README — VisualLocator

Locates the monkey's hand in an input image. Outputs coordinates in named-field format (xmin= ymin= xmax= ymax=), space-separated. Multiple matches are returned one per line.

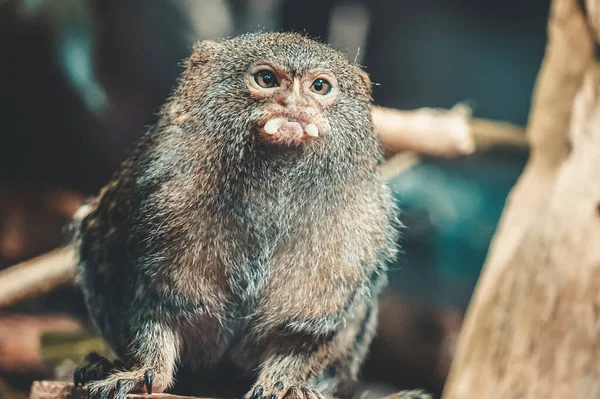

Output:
xmin=86 ymin=367 xmax=161 ymax=399
xmin=244 ymin=351 xmax=330 ymax=399
xmin=74 ymin=352 xmax=126 ymax=387
xmin=83 ymin=320 xmax=178 ymax=399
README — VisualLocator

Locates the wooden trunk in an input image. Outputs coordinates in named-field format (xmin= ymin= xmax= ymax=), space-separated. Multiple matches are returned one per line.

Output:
xmin=443 ymin=0 xmax=600 ymax=397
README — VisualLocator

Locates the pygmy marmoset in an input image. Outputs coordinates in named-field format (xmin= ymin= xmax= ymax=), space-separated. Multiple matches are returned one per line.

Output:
xmin=72 ymin=32 xmax=400 ymax=399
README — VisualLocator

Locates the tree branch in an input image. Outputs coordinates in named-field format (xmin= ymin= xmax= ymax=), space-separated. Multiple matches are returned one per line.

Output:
xmin=29 ymin=381 xmax=432 ymax=399
xmin=373 ymin=105 xmax=527 ymax=157
xmin=29 ymin=381 xmax=204 ymax=399
xmin=0 ymin=247 xmax=76 ymax=308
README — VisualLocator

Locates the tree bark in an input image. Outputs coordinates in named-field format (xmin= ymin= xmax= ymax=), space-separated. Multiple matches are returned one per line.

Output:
xmin=28 ymin=381 xmax=432 ymax=399
xmin=29 ymin=381 xmax=203 ymax=399
xmin=442 ymin=0 xmax=600 ymax=397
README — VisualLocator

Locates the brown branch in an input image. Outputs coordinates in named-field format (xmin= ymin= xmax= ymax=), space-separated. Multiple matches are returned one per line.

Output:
xmin=373 ymin=105 xmax=527 ymax=157
xmin=468 ymin=118 xmax=529 ymax=152
xmin=29 ymin=381 xmax=431 ymax=399
xmin=29 ymin=381 xmax=205 ymax=399
xmin=0 ymin=247 xmax=76 ymax=308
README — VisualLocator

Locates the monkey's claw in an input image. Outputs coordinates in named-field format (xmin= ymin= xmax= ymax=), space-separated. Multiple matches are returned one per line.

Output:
xmin=251 ymin=385 xmax=264 ymax=399
xmin=86 ymin=368 xmax=162 ymax=399
xmin=144 ymin=368 xmax=154 ymax=394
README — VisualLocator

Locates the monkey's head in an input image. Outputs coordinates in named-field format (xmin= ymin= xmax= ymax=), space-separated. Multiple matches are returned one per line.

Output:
xmin=175 ymin=32 xmax=375 ymax=153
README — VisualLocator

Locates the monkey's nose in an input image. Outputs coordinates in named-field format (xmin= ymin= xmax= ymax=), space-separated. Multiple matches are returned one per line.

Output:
xmin=279 ymin=93 xmax=310 ymax=108
xmin=277 ymin=77 xmax=312 ymax=108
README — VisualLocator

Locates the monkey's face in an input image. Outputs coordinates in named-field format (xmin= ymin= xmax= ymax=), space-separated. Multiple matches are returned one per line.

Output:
xmin=186 ymin=33 xmax=374 ymax=152
xmin=245 ymin=62 xmax=337 ymax=146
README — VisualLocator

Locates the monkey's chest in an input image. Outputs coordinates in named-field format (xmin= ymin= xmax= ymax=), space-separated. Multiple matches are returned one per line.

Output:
xmin=242 ymin=230 xmax=371 ymax=334
xmin=174 ymin=191 xmax=384 ymax=343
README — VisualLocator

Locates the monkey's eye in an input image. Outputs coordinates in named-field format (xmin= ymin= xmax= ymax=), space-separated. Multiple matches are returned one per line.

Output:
xmin=254 ymin=70 xmax=279 ymax=88
xmin=311 ymin=78 xmax=332 ymax=95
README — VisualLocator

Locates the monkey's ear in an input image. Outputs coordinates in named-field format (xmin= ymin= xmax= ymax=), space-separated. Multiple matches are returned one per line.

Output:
xmin=356 ymin=67 xmax=373 ymax=98
xmin=186 ymin=40 xmax=223 ymax=72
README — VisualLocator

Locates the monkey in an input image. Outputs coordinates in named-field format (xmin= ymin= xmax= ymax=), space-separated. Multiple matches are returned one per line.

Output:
xmin=71 ymin=32 xmax=405 ymax=399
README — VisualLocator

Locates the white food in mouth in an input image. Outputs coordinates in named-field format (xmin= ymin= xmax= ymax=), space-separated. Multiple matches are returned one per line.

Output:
xmin=304 ymin=123 xmax=319 ymax=137
xmin=264 ymin=118 xmax=288 ymax=135
xmin=263 ymin=117 xmax=320 ymax=137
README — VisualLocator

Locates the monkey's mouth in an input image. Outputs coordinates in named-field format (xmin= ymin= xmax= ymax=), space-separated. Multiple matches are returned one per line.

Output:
xmin=259 ymin=116 xmax=320 ymax=144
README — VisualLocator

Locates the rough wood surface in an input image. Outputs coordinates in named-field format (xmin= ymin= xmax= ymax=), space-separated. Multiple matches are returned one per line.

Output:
xmin=29 ymin=381 xmax=432 ymax=399
xmin=29 ymin=381 xmax=204 ymax=399
xmin=442 ymin=0 xmax=600 ymax=397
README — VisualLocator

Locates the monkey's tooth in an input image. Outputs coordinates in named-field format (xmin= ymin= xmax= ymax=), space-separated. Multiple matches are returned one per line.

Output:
xmin=264 ymin=118 xmax=288 ymax=135
xmin=305 ymin=123 xmax=319 ymax=137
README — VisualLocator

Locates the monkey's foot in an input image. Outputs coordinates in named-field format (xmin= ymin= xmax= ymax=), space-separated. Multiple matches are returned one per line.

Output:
xmin=73 ymin=352 xmax=125 ymax=387
xmin=245 ymin=380 xmax=326 ymax=399
xmin=86 ymin=368 xmax=165 ymax=399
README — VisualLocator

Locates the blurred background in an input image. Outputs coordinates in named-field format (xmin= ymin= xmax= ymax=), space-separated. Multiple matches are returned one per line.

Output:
xmin=0 ymin=0 xmax=547 ymax=398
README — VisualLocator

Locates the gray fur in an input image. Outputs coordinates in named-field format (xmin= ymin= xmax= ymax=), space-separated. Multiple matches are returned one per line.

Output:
xmin=73 ymin=32 xmax=399 ymax=399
